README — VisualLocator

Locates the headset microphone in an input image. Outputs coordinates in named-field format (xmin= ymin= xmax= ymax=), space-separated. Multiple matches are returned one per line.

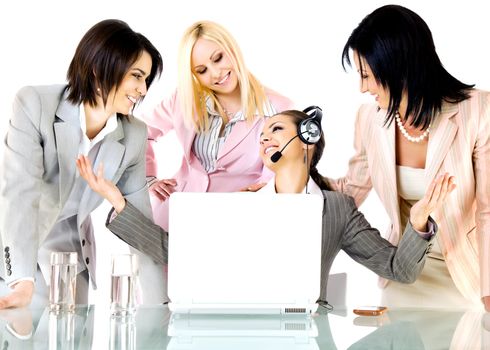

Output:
xmin=270 ymin=131 xmax=309 ymax=163
xmin=270 ymin=150 xmax=283 ymax=163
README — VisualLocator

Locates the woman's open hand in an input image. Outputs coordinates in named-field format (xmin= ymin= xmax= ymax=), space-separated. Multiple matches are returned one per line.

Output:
xmin=76 ymin=155 xmax=126 ymax=213
xmin=410 ymin=173 xmax=456 ymax=232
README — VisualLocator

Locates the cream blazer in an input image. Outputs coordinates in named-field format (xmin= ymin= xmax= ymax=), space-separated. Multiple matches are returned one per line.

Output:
xmin=329 ymin=89 xmax=490 ymax=301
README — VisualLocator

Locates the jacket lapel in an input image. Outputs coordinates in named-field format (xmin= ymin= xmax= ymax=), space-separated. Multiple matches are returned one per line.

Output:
xmin=54 ymin=93 xmax=81 ymax=205
xmin=373 ymin=109 xmax=402 ymax=239
xmin=182 ymin=127 xmax=197 ymax=160
xmin=77 ymin=118 xmax=125 ymax=227
xmin=425 ymin=103 xmax=459 ymax=185
xmin=217 ymin=116 xmax=262 ymax=160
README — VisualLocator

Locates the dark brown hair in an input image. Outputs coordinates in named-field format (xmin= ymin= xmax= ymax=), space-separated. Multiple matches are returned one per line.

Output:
xmin=275 ymin=110 xmax=330 ymax=191
xmin=67 ymin=19 xmax=163 ymax=112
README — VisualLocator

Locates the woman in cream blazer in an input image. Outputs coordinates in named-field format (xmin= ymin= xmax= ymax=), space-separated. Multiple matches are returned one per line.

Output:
xmin=329 ymin=5 xmax=490 ymax=310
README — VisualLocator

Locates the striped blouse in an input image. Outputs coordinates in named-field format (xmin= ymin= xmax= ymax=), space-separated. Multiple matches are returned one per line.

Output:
xmin=193 ymin=97 xmax=276 ymax=173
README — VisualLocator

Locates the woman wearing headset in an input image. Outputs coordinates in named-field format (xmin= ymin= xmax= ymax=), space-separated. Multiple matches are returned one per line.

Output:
xmin=77 ymin=108 xmax=454 ymax=304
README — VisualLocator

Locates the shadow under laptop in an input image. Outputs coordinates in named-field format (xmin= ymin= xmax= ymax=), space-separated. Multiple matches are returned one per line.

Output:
xmin=166 ymin=313 xmax=322 ymax=350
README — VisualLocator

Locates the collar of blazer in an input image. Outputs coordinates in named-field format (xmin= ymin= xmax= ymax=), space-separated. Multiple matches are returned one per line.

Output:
xmin=77 ymin=123 xmax=125 ymax=231
xmin=54 ymin=90 xmax=83 ymax=205
xmin=373 ymin=101 xmax=460 ymax=180
xmin=216 ymin=114 xmax=264 ymax=160
xmin=54 ymin=89 xmax=126 ymax=207
xmin=425 ymin=100 xmax=459 ymax=186
xmin=181 ymin=112 xmax=264 ymax=162
xmin=54 ymin=87 xmax=80 ymax=126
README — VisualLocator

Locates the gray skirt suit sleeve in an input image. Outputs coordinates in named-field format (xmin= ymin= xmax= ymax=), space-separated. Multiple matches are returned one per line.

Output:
xmin=318 ymin=190 xmax=435 ymax=301
xmin=107 ymin=189 xmax=435 ymax=301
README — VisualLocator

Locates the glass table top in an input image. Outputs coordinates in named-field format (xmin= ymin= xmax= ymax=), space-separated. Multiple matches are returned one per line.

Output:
xmin=0 ymin=305 xmax=489 ymax=349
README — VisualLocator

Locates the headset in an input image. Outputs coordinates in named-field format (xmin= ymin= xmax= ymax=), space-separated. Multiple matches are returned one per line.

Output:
xmin=270 ymin=106 xmax=323 ymax=163
xmin=298 ymin=105 xmax=323 ymax=145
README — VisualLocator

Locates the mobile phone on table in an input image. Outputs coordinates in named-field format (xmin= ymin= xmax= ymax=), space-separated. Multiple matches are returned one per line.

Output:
xmin=353 ymin=306 xmax=387 ymax=316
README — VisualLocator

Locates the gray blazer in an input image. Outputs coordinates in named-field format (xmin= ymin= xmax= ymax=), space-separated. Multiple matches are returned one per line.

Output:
xmin=0 ymin=85 xmax=153 ymax=286
xmin=107 ymin=190 xmax=435 ymax=301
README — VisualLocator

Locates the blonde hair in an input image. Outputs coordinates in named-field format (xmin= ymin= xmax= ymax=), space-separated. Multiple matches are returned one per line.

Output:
xmin=177 ymin=20 xmax=268 ymax=132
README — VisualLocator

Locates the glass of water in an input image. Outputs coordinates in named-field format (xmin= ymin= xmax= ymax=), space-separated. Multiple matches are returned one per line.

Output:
xmin=110 ymin=254 xmax=138 ymax=316
xmin=49 ymin=252 xmax=77 ymax=313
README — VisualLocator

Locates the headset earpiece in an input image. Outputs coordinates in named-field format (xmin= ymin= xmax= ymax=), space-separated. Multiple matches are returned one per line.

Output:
xmin=298 ymin=106 xmax=323 ymax=145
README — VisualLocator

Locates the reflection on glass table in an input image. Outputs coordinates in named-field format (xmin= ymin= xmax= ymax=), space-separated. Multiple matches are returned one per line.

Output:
xmin=167 ymin=313 xmax=319 ymax=350
xmin=348 ymin=308 xmax=490 ymax=350
xmin=0 ymin=306 xmax=94 ymax=349
xmin=0 ymin=305 xmax=488 ymax=349
xmin=110 ymin=314 xmax=136 ymax=350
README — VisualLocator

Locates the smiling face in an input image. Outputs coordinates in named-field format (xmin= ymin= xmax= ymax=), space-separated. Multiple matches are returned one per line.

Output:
xmin=260 ymin=114 xmax=307 ymax=171
xmin=191 ymin=38 xmax=239 ymax=97
xmin=104 ymin=50 xmax=152 ymax=115
xmin=353 ymin=51 xmax=391 ymax=110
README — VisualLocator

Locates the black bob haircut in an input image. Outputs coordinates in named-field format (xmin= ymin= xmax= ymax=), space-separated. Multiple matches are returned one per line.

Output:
xmin=342 ymin=5 xmax=473 ymax=129
xmin=67 ymin=19 xmax=163 ymax=114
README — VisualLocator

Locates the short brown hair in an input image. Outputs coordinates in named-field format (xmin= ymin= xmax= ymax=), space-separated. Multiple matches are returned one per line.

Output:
xmin=67 ymin=19 xmax=163 ymax=109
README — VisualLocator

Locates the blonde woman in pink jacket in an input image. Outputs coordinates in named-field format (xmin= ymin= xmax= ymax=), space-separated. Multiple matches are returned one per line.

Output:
xmin=139 ymin=21 xmax=292 ymax=303
xmin=145 ymin=21 xmax=293 ymax=232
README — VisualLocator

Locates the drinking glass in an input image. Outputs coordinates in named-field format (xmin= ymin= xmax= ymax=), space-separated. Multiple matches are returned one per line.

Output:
xmin=49 ymin=252 xmax=77 ymax=313
xmin=110 ymin=254 xmax=138 ymax=316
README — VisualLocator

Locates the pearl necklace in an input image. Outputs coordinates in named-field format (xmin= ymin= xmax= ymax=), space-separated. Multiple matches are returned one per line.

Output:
xmin=395 ymin=112 xmax=430 ymax=143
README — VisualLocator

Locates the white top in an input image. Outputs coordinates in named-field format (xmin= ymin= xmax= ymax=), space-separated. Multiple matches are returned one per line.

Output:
xmin=396 ymin=165 xmax=426 ymax=201
xmin=260 ymin=176 xmax=323 ymax=196
xmin=79 ymin=105 xmax=118 ymax=155
xmin=396 ymin=165 xmax=443 ymax=259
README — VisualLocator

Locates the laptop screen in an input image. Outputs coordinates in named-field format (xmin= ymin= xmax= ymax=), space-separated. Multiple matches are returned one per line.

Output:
xmin=168 ymin=192 xmax=323 ymax=314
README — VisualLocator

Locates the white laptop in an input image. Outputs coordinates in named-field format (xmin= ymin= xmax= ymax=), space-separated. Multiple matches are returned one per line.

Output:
xmin=167 ymin=192 xmax=323 ymax=315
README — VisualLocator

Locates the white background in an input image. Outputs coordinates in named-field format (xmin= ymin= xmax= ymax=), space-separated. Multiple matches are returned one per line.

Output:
xmin=0 ymin=0 xmax=489 ymax=347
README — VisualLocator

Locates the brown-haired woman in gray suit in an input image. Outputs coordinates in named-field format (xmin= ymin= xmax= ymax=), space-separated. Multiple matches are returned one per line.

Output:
xmin=0 ymin=19 xmax=163 ymax=308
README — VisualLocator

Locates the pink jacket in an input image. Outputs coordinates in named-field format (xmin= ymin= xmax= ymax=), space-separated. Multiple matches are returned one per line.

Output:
xmin=329 ymin=89 xmax=490 ymax=301
xmin=144 ymin=88 xmax=293 ymax=230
